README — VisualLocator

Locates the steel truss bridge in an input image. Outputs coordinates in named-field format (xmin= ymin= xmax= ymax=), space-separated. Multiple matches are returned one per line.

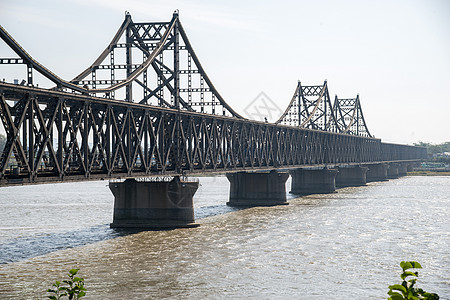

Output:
xmin=0 ymin=12 xmax=426 ymax=186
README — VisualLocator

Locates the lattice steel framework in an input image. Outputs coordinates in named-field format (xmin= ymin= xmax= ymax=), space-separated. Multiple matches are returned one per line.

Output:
xmin=0 ymin=11 xmax=242 ymax=118
xmin=0 ymin=13 xmax=427 ymax=185
xmin=276 ymin=80 xmax=340 ymax=132
xmin=333 ymin=95 xmax=372 ymax=137
xmin=0 ymin=84 xmax=426 ymax=185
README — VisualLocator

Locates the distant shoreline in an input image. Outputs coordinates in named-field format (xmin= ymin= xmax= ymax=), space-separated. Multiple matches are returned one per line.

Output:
xmin=408 ymin=171 xmax=450 ymax=176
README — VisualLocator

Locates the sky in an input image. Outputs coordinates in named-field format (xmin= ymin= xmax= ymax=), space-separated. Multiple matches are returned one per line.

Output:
xmin=0 ymin=0 xmax=449 ymax=145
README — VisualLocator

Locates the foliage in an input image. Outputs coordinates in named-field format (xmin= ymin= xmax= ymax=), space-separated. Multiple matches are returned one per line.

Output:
xmin=414 ymin=142 xmax=450 ymax=164
xmin=414 ymin=142 xmax=450 ymax=155
xmin=46 ymin=269 xmax=86 ymax=300
xmin=387 ymin=261 xmax=439 ymax=300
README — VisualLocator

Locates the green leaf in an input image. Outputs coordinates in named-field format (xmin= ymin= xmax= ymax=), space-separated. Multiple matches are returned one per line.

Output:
xmin=78 ymin=291 xmax=86 ymax=297
xmin=400 ymin=261 xmax=412 ymax=271
xmin=401 ymin=271 xmax=418 ymax=280
xmin=47 ymin=289 xmax=56 ymax=293
xmin=388 ymin=284 xmax=407 ymax=294
xmin=47 ymin=296 xmax=57 ymax=300
xmin=423 ymin=292 xmax=440 ymax=300
xmin=387 ymin=292 xmax=405 ymax=300
xmin=73 ymin=277 xmax=83 ymax=282
xmin=69 ymin=269 xmax=79 ymax=276
xmin=400 ymin=261 xmax=422 ymax=271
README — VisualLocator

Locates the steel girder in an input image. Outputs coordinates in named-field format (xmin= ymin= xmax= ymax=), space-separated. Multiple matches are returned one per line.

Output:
xmin=0 ymin=83 xmax=427 ymax=185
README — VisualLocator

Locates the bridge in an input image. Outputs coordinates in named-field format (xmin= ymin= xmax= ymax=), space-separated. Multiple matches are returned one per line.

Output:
xmin=0 ymin=12 xmax=426 ymax=228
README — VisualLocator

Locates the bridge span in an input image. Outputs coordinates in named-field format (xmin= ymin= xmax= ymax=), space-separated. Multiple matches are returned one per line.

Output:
xmin=0 ymin=12 xmax=426 ymax=228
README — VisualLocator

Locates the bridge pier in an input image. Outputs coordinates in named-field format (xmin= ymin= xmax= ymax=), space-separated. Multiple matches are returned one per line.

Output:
xmin=398 ymin=163 xmax=408 ymax=176
xmin=109 ymin=176 xmax=199 ymax=229
xmin=226 ymin=170 xmax=289 ymax=207
xmin=290 ymin=168 xmax=338 ymax=195
xmin=335 ymin=166 xmax=368 ymax=187
xmin=407 ymin=163 xmax=414 ymax=172
xmin=387 ymin=163 xmax=400 ymax=179
xmin=366 ymin=163 xmax=389 ymax=182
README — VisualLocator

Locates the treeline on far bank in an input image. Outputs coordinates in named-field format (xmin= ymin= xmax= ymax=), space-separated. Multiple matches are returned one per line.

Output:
xmin=414 ymin=141 xmax=450 ymax=164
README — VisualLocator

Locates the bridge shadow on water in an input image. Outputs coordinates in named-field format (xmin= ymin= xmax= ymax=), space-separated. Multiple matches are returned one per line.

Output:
xmin=0 ymin=204 xmax=240 ymax=265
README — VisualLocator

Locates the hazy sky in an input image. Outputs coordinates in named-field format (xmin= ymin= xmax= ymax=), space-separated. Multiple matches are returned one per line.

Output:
xmin=0 ymin=0 xmax=449 ymax=145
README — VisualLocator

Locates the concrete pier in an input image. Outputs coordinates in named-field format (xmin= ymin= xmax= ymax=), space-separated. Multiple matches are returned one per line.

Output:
xmin=366 ymin=163 xmax=388 ymax=182
xmin=407 ymin=163 xmax=414 ymax=172
xmin=335 ymin=166 xmax=368 ymax=187
xmin=109 ymin=176 xmax=199 ymax=229
xmin=290 ymin=168 xmax=338 ymax=195
xmin=398 ymin=163 xmax=408 ymax=176
xmin=387 ymin=163 xmax=400 ymax=179
xmin=226 ymin=170 xmax=289 ymax=207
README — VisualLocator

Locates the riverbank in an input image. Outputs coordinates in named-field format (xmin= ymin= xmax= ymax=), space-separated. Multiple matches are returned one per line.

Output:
xmin=408 ymin=171 xmax=450 ymax=176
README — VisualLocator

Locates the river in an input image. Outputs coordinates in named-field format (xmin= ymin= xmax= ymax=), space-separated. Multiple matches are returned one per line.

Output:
xmin=0 ymin=175 xmax=449 ymax=299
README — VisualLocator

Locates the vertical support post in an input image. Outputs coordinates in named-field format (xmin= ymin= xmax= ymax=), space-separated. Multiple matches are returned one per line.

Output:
xmin=297 ymin=81 xmax=301 ymax=127
xmin=22 ymin=102 xmax=27 ymax=160
xmin=144 ymin=111 xmax=149 ymax=172
xmin=158 ymin=53 xmax=164 ymax=106
xmin=91 ymin=69 xmax=96 ymax=90
xmin=127 ymin=109 xmax=132 ymax=173
xmin=273 ymin=129 xmax=279 ymax=168
xmin=159 ymin=113 xmax=165 ymax=172
xmin=356 ymin=95 xmax=360 ymax=136
xmin=187 ymin=53 xmax=192 ymax=106
xmin=173 ymin=14 xmax=181 ymax=173
xmin=173 ymin=15 xmax=180 ymax=109
xmin=324 ymin=80 xmax=328 ymax=131
xmin=83 ymin=102 xmax=89 ymax=177
xmin=187 ymin=116 xmax=193 ymax=171
xmin=110 ymin=49 xmax=115 ymax=99
xmin=125 ymin=23 xmax=132 ymax=102
xmin=57 ymin=98 xmax=63 ymax=179
xmin=28 ymin=96 xmax=34 ymax=180
xmin=143 ymin=52 xmax=148 ymax=99
xmin=27 ymin=64 xmax=33 ymax=85
xmin=106 ymin=106 xmax=111 ymax=174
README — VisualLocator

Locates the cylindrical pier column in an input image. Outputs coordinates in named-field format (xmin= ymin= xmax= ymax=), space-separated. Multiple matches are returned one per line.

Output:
xmin=109 ymin=176 xmax=199 ymax=229
xmin=226 ymin=170 xmax=289 ymax=207
xmin=290 ymin=168 xmax=338 ymax=195
xmin=335 ymin=166 xmax=368 ymax=187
